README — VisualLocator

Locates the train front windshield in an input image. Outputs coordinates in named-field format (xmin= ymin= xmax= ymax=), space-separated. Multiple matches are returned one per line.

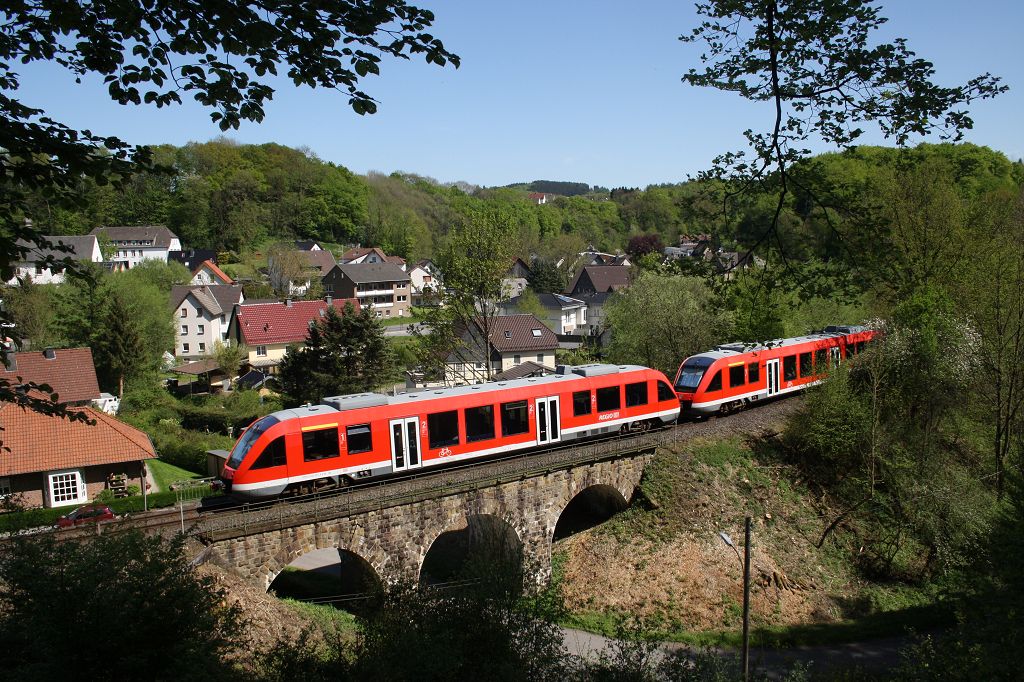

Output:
xmin=675 ymin=357 xmax=714 ymax=392
xmin=226 ymin=416 xmax=280 ymax=469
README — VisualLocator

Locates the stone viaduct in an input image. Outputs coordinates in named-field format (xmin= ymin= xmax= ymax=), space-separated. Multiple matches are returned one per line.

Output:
xmin=200 ymin=443 xmax=660 ymax=591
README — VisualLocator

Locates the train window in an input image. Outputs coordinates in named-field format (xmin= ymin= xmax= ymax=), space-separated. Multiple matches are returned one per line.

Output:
xmin=573 ymin=390 xmax=592 ymax=416
xmin=625 ymin=382 xmax=648 ymax=407
xmin=783 ymin=356 xmax=797 ymax=381
xmin=465 ymin=405 xmax=495 ymax=443
xmin=501 ymin=400 xmax=529 ymax=436
xmin=302 ymin=427 xmax=340 ymax=461
xmin=597 ymin=386 xmax=621 ymax=412
xmin=856 ymin=341 xmax=866 ymax=353
xmin=250 ymin=436 xmax=286 ymax=470
xmin=815 ymin=349 xmax=828 ymax=371
xmin=799 ymin=352 xmax=813 ymax=377
xmin=729 ymin=365 xmax=745 ymax=388
xmin=657 ymin=381 xmax=676 ymax=402
xmin=747 ymin=362 xmax=760 ymax=384
xmin=428 ymin=411 xmax=460 ymax=449
xmin=346 ymin=424 xmax=373 ymax=454
xmin=707 ymin=371 xmax=722 ymax=392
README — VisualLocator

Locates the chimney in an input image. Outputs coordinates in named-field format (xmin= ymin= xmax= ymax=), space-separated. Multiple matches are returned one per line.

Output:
xmin=285 ymin=297 xmax=293 ymax=307
xmin=325 ymin=295 xmax=332 ymax=306
xmin=4 ymin=353 xmax=15 ymax=371
xmin=43 ymin=347 xmax=56 ymax=360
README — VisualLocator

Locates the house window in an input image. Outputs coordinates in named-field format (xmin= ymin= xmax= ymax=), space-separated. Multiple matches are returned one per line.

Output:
xmin=198 ymin=342 xmax=206 ymax=353
xmin=182 ymin=343 xmax=190 ymax=354
xmin=536 ymin=354 xmax=544 ymax=363
xmin=513 ymin=354 xmax=521 ymax=365
xmin=180 ymin=308 xmax=187 ymax=318
xmin=625 ymin=382 xmax=648 ymax=407
xmin=35 ymin=263 xmax=44 ymax=275
xmin=180 ymin=325 xmax=188 ymax=335
xmin=531 ymin=329 xmax=542 ymax=337
xmin=397 ymin=295 xmax=407 ymax=302
xmin=597 ymin=386 xmax=621 ymax=412
xmin=428 ymin=410 xmax=460 ymax=449
xmin=49 ymin=470 xmax=85 ymax=505
xmin=0 ymin=477 xmax=10 ymax=498
xmin=256 ymin=346 xmax=267 ymax=357
xmin=197 ymin=324 xmax=205 ymax=335
xmin=302 ymin=426 xmax=340 ymax=461
xmin=573 ymin=390 xmax=592 ymax=416
xmin=729 ymin=365 xmax=745 ymax=387
xmin=346 ymin=424 xmax=373 ymax=454
xmin=465 ymin=405 xmax=495 ymax=443
xmin=500 ymin=400 xmax=529 ymax=437
xmin=251 ymin=436 xmax=287 ymax=469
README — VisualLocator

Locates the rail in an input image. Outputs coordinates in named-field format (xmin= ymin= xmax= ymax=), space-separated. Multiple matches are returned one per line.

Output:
xmin=197 ymin=427 xmax=676 ymax=542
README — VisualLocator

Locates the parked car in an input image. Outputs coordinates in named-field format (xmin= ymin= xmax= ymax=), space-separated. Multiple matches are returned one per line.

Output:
xmin=54 ymin=505 xmax=116 ymax=528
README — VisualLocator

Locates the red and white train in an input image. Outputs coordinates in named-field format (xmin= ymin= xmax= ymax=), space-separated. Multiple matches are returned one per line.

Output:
xmin=221 ymin=364 xmax=680 ymax=499
xmin=673 ymin=325 xmax=877 ymax=416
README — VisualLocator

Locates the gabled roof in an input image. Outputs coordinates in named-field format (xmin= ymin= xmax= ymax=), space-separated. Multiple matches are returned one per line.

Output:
xmin=192 ymin=259 xmax=234 ymax=285
xmin=299 ymin=249 xmax=337 ymax=275
xmin=170 ymin=285 xmax=244 ymax=316
xmin=234 ymin=298 xmax=359 ymax=346
xmin=568 ymin=265 xmax=631 ymax=294
xmin=487 ymin=314 xmax=558 ymax=353
xmin=0 ymin=348 xmax=101 ymax=403
xmin=16 ymin=235 xmax=98 ymax=263
xmin=0 ymin=404 xmax=155 ymax=476
xmin=335 ymin=262 xmax=410 ymax=284
xmin=492 ymin=360 xmax=554 ymax=382
xmin=295 ymin=240 xmax=323 ymax=251
xmin=509 ymin=293 xmax=585 ymax=311
xmin=341 ymin=246 xmax=388 ymax=263
xmin=89 ymin=225 xmax=179 ymax=248
xmin=169 ymin=249 xmax=218 ymax=270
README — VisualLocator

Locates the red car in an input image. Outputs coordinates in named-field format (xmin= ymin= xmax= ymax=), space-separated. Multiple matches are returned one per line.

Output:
xmin=55 ymin=505 xmax=116 ymax=528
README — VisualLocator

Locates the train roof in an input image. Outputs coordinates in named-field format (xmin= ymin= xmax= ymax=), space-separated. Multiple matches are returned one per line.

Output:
xmin=686 ymin=325 xmax=871 ymax=362
xmin=268 ymin=363 xmax=656 ymax=421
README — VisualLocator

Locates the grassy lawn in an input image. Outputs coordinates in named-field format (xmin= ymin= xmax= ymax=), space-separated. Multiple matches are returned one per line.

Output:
xmin=149 ymin=458 xmax=205 ymax=493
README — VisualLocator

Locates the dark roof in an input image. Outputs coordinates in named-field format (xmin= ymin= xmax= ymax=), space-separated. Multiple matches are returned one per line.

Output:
xmin=16 ymin=235 xmax=97 ymax=263
xmin=0 ymin=347 xmax=101 ymax=403
xmin=0 ymin=404 xmax=155 ymax=476
xmin=488 ymin=314 xmax=558 ymax=353
xmin=236 ymin=369 xmax=270 ymax=390
xmin=567 ymin=265 xmax=631 ymax=294
xmin=170 ymin=359 xmax=224 ymax=376
xmin=294 ymin=240 xmax=323 ymax=251
xmin=170 ymin=285 xmax=244 ymax=316
xmin=508 ymin=293 xmax=585 ymax=310
xmin=169 ymin=249 xmax=218 ymax=269
xmin=234 ymin=298 xmax=359 ymax=345
xmin=89 ymin=225 xmax=179 ymax=248
xmin=299 ymin=249 xmax=337 ymax=274
xmin=492 ymin=360 xmax=553 ymax=381
xmin=336 ymin=262 xmax=410 ymax=284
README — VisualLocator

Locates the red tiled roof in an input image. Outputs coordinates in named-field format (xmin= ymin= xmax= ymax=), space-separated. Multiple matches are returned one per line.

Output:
xmin=193 ymin=259 xmax=234 ymax=285
xmin=341 ymin=247 xmax=387 ymax=263
xmin=0 ymin=404 xmax=155 ymax=476
xmin=235 ymin=298 xmax=359 ymax=346
xmin=487 ymin=314 xmax=558 ymax=353
xmin=0 ymin=348 xmax=101 ymax=403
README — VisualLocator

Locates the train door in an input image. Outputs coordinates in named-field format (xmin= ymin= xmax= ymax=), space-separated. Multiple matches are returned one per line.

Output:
xmin=830 ymin=346 xmax=841 ymax=367
xmin=389 ymin=417 xmax=421 ymax=472
xmin=766 ymin=359 xmax=781 ymax=397
xmin=536 ymin=396 xmax=561 ymax=445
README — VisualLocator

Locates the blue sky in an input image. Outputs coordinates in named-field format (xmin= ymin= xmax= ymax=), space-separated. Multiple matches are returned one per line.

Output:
xmin=15 ymin=0 xmax=1024 ymax=188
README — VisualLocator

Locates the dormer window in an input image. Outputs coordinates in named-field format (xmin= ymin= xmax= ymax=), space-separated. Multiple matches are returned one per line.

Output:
xmin=531 ymin=329 xmax=542 ymax=337
xmin=504 ymin=331 xmax=511 ymax=339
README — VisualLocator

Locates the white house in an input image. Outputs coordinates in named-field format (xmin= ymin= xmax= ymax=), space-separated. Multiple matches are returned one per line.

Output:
xmin=190 ymin=259 xmax=234 ymax=286
xmin=501 ymin=293 xmax=588 ymax=335
xmin=170 ymin=285 xmax=245 ymax=360
xmin=408 ymin=259 xmax=442 ymax=305
xmin=8 ymin=235 xmax=103 ymax=285
xmin=90 ymin=225 xmax=181 ymax=269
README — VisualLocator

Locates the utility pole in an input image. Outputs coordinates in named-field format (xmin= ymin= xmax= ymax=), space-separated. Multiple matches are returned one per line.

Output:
xmin=742 ymin=515 xmax=751 ymax=682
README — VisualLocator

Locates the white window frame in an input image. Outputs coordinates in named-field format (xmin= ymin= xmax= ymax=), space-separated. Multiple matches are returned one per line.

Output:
xmin=198 ymin=342 xmax=206 ymax=353
xmin=180 ymin=325 xmax=188 ymax=336
xmin=180 ymin=308 xmax=187 ymax=318
xmin=182 ymin=343 xmax=190 ymax=354
xmin=197 ymin=324 xmax=205 ymax=335
xmin=48 ymin=469 xmax=86 ymax=507
xmin=256 ymin=345 xmax=268 ymax=357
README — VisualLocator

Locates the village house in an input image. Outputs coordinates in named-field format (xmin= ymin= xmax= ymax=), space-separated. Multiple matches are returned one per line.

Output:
xmin=408 ymin=259 xmax=442 ymax=306
xmin=442 ymin=314 xmax=558 ymax=386
xmin=322 ymin=262 xmax=412 ymax=318
xmin=294 ymin=240 xmax=324 ymax=251
xmin=268 ymin=248 xmax=337 ymax=296
xmin=500 ymin=293 xmax=588 ymax=335
xmin=0 ymin=403 xmax=155 ymax=508
xmin=566 ymin=264 xmax=631 ymax=296
xmin=169 ymin=248 xmax=218 ymax=271
xmin=228 ymin=297 xmax=359 ymax=373
xmin=502 ymin=258 xmax=532 ymax=299
xmin=170 ymin=285 xmax=245 ymax=360
xmin=89 ymin=225 xmax=181 ymax=269
xmin=189 ymin=259 xmax=234 ymax=286
xmin=7 ymin=235 xmax=103 ymax=285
